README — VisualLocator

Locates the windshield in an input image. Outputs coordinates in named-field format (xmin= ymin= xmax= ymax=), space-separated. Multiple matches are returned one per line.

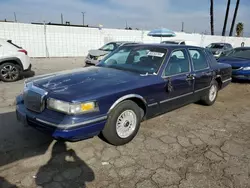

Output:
xmin=97 ymin=46 xmax=167 ymax=74
xmin=161 ymin=41 xmax=179 ymax=44
xmin=207 ymin=43 xmax=225 ymax=49
xmin=226 ymin=48 xmax=250 ymax=59
xmin=99 ymin=42 xmax=121 ymax=51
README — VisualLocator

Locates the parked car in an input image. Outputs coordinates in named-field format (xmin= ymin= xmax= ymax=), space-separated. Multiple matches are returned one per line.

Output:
xmin=206 ymin=42 xmax=233 ymax=59
xmin=161 ymin=39 xmax=199 ymax=46
xmin=16 ymin=44 xmax=232 ymax=146
xmin=0 ymin=39 xmax=32 ymax=82
xmin=85 ymin=41 xmax=140 ymax=66
xmin=218 ymin=47 xmax=250 ymax=80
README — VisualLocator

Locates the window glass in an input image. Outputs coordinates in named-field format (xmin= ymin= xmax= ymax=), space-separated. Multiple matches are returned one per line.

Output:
xmin=99 ymin=43 xmax=117 ymax=51
xmin=189 ymin=49 xmax=209 ymax=70
xmin=98 ymin=46 xmax=167 ymax=74
xmin=205 ymin=49 xmax=218 ymax=66
xmin=227 ymin=48 xmax=250 ymax=59
xmin=164 ymin=49 xmax=190 ymax=76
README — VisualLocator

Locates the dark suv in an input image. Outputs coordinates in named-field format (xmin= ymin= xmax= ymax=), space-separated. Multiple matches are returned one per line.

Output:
xmin=206 ymin=43 xmax=233 ymax=59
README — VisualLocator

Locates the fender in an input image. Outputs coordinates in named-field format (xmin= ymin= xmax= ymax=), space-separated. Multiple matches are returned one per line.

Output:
xmin=0 ymin=57 xmax=23 ymax=70
xmin=108 ymin=94 xmax=147 ymax=114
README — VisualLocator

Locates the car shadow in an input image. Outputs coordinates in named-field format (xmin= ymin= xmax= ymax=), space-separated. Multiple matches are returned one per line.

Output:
xmin=0 ymin=110 xmax=53 ymax=167
xmin=35 ymin=141 xmax=95 ymax=188
xmin=232 ymin=78 xmax=250 ymax=84
xmin=22 ymin=70 xmax=36 ymax=79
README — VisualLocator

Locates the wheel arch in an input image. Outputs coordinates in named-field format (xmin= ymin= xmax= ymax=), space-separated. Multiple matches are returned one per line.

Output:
xmin=215 ymin=75 xmax=222 ymax=89
xmin=0 ymin=57 xmax=23 ymax=70
xmin=108 ymin=94 xmax=148 ymax=119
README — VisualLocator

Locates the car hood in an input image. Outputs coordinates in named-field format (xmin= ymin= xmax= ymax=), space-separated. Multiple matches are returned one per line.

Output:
xmin=88 ymin=49 xmax=110 ymax=57
xmin=31 ymin=66 xmax=144 ymax=101
xmin=218 ymin=57 xmax=250 ymax=67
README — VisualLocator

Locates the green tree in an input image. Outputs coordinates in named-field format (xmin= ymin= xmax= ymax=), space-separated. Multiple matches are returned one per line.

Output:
xmin=210 ymin=0 xmax=214 ymax=35
xmin=236 ymin=22 xmax=244 ymax=37
xmin=222 ymin=0 xmax=231 ymax=36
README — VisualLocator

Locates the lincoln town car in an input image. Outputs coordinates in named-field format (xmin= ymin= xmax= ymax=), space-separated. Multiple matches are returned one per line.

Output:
xmin=16 ymin=44 xmax=232 ymax=146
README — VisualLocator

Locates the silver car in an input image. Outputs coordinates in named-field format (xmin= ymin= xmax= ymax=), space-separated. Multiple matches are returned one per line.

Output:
xmin=85 ymin=41 xmax=140 ymax=66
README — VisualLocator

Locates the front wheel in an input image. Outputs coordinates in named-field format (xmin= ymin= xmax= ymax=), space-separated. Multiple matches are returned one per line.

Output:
xmin=102 ymin=100 xmax=141 ymax=146
xmin=0 ymin=62 xmax=21 ymax=82
xmin=201 ymin=80 xmax=219 ymax=106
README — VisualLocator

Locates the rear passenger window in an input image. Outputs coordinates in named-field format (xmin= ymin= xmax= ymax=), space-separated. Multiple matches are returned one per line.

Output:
xmin=189 ymin=49 xmax=209 ymax=71
xmin=164 ymin=49 xmax=190 ymax=76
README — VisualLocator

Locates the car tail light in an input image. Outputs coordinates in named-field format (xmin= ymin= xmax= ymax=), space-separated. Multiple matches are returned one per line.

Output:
xmin=18 ymin=49 xmax=28 ymax=55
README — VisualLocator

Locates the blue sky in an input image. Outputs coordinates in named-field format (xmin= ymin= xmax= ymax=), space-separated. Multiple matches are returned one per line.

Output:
xmin=0 ymin=0 xmax=249 ymax=35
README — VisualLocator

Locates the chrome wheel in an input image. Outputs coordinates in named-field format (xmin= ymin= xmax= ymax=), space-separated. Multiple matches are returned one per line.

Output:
xmin=116 ymin=110 xmax=137 ymax=138
xmin=0 ymin=64 xmax=19 ymax=81
xmin=209 ymin=85 xmax=217 ymax=102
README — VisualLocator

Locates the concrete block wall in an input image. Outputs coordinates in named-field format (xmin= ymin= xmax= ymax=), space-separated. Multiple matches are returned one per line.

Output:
xmin=0 ymin=22 xmax=249 ymax=57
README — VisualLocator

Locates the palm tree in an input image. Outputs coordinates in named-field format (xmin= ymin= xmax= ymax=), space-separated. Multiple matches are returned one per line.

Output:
xmin=229 ymin=0 xmax=240 ymax=36
xmin=236 ymin=22 xmax=244 ymax=37
xmin=222 ymin=0 xmax=231 ymax=36
xmin=210 ymin=0 xmax=214 ymax=35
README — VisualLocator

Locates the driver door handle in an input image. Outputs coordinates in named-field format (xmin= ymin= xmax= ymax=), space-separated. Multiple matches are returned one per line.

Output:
xmin=186 ymin=74 xmax=195 ymax=81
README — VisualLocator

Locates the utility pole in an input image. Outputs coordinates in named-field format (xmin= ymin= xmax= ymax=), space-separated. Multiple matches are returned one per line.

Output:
xmin=181 ymin=22 xmax=184 ymax=32
xmin=81 ymin=12 xmax=85 ymax=26
xmin=14 ymin=12 xmax=17 ymax=22
xmin=61 ymin=13 xmax=64 ymax=24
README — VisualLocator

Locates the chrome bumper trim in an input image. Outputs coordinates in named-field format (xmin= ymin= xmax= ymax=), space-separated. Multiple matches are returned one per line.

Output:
xmin=36 ymin=115 xmax=107 ymax=129
xmin=222 ymin=78 xmax=232 ymax=83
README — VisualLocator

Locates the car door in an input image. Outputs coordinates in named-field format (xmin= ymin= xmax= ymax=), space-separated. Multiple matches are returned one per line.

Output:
xmin=188 ymin=48 xmax=213 ymax=99
xmin=160 ymin=49 xmax=195 ymax=113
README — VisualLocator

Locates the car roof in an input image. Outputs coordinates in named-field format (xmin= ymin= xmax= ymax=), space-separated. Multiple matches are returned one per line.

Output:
xmin=0 ymin=38 xmax=8 ymax=42
xmin=162 ymin=39 xmax=184 ymax=42
xmin=109 ymin=41 xmax=142 ymax=44
xmin=123 ymin=43 xmax=203 ymax=49
xmin=210 ymin=42 xmax=230 ymax=45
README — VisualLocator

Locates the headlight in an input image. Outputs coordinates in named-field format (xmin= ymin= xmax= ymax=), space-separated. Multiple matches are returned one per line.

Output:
xmin=97 ymin=55 xmax=106 ymax=61
xmin=47 ymin=98 xmax=99 ymax=115
xmin=242 ymin=67 xmax=250 ymax=70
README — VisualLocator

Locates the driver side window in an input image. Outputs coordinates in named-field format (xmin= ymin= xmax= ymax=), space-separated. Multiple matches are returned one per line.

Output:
xmin=164 ymin=49 xmax=190 ymax=76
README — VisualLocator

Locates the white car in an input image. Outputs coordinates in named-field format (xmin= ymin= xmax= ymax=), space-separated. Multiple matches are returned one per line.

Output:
xmin=161 ymin=39 xmax=199 ymax=46
xmin=85 ymin=41 xmax=141 ymax=66
xmin=0 ymin=39 xmax=32 ymax=82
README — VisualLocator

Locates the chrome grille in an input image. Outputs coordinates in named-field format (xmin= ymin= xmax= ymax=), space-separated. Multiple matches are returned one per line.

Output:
xmin=24 ymin=90 xmax=45 ymax=112
xmin=23 ymin=83 xmax=48 ymax=113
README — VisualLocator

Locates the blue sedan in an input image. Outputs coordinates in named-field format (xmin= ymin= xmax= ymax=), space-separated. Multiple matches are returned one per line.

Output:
xmin=16 ymin=44 xmax=232 ymax=146
xmin=218 ymin=47 xmax=250 ymax=81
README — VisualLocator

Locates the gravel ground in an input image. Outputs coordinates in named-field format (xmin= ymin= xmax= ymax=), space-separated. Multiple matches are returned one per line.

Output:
xmin=0 ymin=57 xmax=250 ymax=188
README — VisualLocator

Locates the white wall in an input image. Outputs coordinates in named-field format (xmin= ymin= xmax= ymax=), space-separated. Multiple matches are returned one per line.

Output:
xmin=0 ymin=22 xmax=249 ymax=57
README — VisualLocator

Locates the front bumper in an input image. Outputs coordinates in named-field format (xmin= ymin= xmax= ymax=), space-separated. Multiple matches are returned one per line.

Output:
xmin=232 ymin=70 xmax=250 ymax=80
xmin=16 ymin=96 xmax=107 ymax=141
xmin=23 ymin=64 xmax=32 ymax=72
xmin=85 ymin=58 xmax=99 ymax=65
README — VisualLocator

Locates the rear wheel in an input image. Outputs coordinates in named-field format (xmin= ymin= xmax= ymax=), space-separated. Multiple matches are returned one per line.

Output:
xmin=201 ymin=80 xmax=219 ymax=106
xmin=102 ymin=100 xmax=141 ymax=146
xmin=0 ymin=62 xmax=21 ymax=82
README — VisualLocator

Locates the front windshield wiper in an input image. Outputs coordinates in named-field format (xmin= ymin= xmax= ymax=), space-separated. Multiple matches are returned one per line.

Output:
xmin=140 ymin=72 xmax=157 ymax=76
